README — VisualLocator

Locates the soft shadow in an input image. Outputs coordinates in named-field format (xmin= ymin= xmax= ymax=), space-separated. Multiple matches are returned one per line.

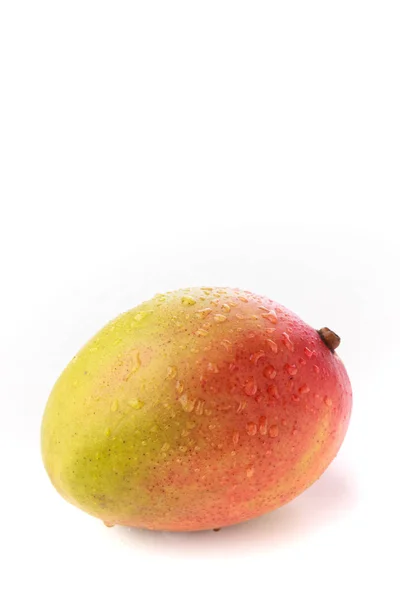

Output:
xmin=112 ymin=464 xmax=358 ymax=557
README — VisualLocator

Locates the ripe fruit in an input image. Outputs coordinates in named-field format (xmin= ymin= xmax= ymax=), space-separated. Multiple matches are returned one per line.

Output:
xmin=41 ymin=287 xmax=352 ymax=531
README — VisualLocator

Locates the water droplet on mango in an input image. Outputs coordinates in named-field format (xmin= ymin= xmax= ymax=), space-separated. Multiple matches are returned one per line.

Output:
xmin=266 ymin=339 xmax=278 ymax=354
xmin=269 ymin=425 xmax=279 ymax=438
xmin=179 ymin=394 xmax=195 ymax=413
xmin=267 ymin=384 xmax=279 ymax=399
xmin=220 ymin=339 xmax=232 ymax=351
xmin=246 ymin=422 xmax=258 ymax=436
xmin=195 ymin=400 xmax=205 ymax=415
xmin=134 ymin=311 xmax=153 ymax=322
xmin=181 ymin=296 xmax=196 ymax=306
xmin=166 ymin=366 xmax=177 ymax=380
xmin=214 ymin=314 xmax=227 ymax=323
xmin=195 ymin=329 xmax=209 ymax=337
xmin=285 ymin=363 xmax=298 ymax=375
xmin=236 ymin=400 xmax=247 ymax=414
xmin=196 ymin=308 xmax=212 ymax=319
xmin=299 ymin=384 xmax=310 ymax=394
xmin=282 ymin=332 xmax=294 ymax=352
xmin=244 ymin=379 xmax=258 ymax=396
xmin=259 ymin=416 xmax=268 ymax=435
xmin=264 ymin=364 xmax=277 ymax=379
xmin=104 ymin=521 xmax=115 ymax=528
xmin=128 ymin=399 xmax=144 ymax=410
xmin=250 ymin=351 xmax=265 ymax=365
xmin=260 ymin=308 xmax=278 ymax=324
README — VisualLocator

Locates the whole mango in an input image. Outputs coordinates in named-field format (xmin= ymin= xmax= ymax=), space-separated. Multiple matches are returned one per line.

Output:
xmin=41 ymin=287 xmax=352 ymax=531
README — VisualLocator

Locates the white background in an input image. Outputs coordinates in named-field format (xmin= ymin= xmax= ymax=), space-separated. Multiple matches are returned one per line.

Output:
xmin=1 ymin=1 xmax=399 ymax=599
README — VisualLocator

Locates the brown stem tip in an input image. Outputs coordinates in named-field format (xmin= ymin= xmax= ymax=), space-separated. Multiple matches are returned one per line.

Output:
xmin=318 ymin=327 xmax=341 ymax=352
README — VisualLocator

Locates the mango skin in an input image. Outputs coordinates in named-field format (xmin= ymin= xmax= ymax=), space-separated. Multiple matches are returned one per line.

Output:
xmin=41 ymin=287 xmax=352 ymax=531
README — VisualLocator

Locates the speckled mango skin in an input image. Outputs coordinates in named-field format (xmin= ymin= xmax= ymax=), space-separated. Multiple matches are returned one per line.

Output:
xmin=41 ymin=287 xmax=352 ymax=531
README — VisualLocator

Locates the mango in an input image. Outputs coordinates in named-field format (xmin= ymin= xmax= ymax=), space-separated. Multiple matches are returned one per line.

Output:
xmin=41 ymin=287 xmax=352 ymax=531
